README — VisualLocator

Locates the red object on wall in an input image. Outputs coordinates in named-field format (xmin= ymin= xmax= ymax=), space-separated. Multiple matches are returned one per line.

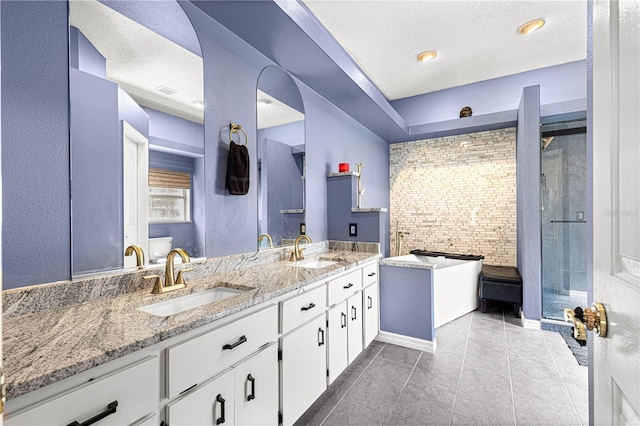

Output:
xmin=339 ymin=163 xmax=349 ymax=172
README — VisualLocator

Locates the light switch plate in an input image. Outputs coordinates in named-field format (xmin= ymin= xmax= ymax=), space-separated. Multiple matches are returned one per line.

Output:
xmin=349 ymin=223 xmax=357 ymax=237
xmin=577 ymin=211 xmax=584 ymax=221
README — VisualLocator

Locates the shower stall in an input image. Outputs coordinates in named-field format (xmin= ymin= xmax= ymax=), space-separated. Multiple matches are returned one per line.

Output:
xmin=540 ymin=120 xmax=588 ymax=320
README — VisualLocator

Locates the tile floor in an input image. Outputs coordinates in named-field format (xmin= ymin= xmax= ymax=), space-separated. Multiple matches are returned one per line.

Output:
xmin=295 ymin=309 xmax=588 ymax=425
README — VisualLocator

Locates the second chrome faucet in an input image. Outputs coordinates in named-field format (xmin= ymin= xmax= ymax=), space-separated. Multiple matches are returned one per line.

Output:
xmin=144 ymin=248 xmax=193 ymax=294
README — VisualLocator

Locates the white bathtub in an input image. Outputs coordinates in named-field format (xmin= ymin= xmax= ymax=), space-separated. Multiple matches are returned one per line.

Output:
xmin=391 ymin=254 xmax=483 ymax=328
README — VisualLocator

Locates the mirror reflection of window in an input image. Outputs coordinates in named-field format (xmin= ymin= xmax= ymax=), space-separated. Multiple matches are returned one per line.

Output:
xmin=148 ymin=168 xmax=192 ymax=223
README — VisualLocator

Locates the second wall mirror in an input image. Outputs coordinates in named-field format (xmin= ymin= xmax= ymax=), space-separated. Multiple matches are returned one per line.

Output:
xmin=256 ymin=66 xmax=306 ymax=249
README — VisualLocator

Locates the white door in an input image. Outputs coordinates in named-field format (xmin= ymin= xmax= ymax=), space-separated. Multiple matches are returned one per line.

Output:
xmin=123 ymin=122 xmax=149 ymax=268
xmin=234 ymin=343 xmax=279 ymax=425
xmin=280 ymin=315 xmax=327 ymax=425
xmin=347 ymin=292 xmax=363 ymax=364
xmin=592 ymin=0 xmax=640 ymax=424
xmin=327 ymin=302 xmax=348 ymax=384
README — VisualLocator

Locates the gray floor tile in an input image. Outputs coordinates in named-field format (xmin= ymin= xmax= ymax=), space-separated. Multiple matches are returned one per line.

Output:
xmin=463 ymin=347 xmax=510 ymax=378
xmin=435 ymin=324 xmax=469 ymax=354
xmin=510 ymin=362 xmax=573 ymax=408
xmin=466 ymin=335 xmax=507 ymax=354
xmin=294 ymin=378 xmax=354 ymax=426
xmin=472 ymin=311 xmax=505 ymax=328
xmin=343 ymin=357 xmax=413 ymax=414
xmin=454 ymin=365 xmax=515 ymax=425
xmin=451 ymin=413 xmax=497 ymax=425
xmin=410 ymin=351 xmax=464 ymax=394
xmin=469 ymin=324 xmax=507 ymax=344
xmin=387 ymin=380 xmax=455 ymax=425
xmin=341 ymin=340 xmax=385 ymax=381
xmin=378 ymin=343 xmax=421 ymax=367
xmin=561 ymin=374 xmax=589 ymax=425
xmin=322 ymin=399 xmax=387 ymax=425
xmin=444 ymin=312 xmax=473 ymax=329
xmin=513 ymin=392 xmax=581 ymax=426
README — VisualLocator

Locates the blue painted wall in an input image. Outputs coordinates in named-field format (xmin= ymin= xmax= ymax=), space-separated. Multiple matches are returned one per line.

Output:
xmin=143 ymin=107 xmax=204 ymax=156
xmin=516 ymin=86 xmax=542 ymax=321
xmin=70 ymin=69 xmax=121 ymax=275
xmin=69 ymin=26 xmax=106 ymax=79
xmin=379 ymin=265 xmax=434 ymax=342
xmin=1 ymin=1 xmax=70 ymax=288
xmin=392 ymin=61 xmax=586 ymax=126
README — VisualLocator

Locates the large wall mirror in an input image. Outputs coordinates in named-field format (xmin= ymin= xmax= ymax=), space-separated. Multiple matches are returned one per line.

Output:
xmin=69 ymin=0 xmax=205 ymax=276
xmin=256 ymin=66 xmax=306 ymax=249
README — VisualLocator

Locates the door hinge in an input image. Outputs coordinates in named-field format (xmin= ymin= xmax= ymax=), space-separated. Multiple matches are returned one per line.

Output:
xmin=0 ymin=368 xmax=5 ymax=415
xmin=278 ymin=411 xmax=283 ymax=424
xmin=326 ymin=319 xmax=329 ymax=328
xmin=326 ymin=368 xmax=329 ymax=377
xmin=278 ymin=349 xmax=282 ymax=361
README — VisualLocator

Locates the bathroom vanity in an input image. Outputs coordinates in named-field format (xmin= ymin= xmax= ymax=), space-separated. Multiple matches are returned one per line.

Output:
xmin=3 ymin=244 xmax=380 ymax=426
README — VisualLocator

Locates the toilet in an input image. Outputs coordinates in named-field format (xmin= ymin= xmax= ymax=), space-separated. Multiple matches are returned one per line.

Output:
xmin=149 ymin=237 xmax=173 ymax=263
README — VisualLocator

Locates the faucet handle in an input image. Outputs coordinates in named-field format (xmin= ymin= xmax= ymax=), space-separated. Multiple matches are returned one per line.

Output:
xmin=144 ymin=275 xmax=163 ymax=294
xmin=298 ymin=247 xmax=306 ymax=260
xmin=176 ymin=268 xmax=194 ymax=285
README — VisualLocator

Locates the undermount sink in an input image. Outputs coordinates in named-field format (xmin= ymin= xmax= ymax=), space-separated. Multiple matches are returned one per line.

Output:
xmin=288 ymin=259 xmax=340 ymax=269
xmin=139 ymin=287 xmax=245 ymax=317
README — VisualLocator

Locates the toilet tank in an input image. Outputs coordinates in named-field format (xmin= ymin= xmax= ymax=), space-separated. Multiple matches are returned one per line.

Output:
xmin=149 ymin=237 xmax=173 ymax=262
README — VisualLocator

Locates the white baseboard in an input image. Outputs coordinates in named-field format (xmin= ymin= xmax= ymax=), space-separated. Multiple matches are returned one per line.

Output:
xmin=375 ymin=331 xmax=435 ymax=353
xmin=521 ymin=311 xmax=541 ymax=329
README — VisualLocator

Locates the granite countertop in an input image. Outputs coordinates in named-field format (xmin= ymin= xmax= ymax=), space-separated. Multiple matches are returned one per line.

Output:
xmin=4 ymin=249 xmax=379 ymax=399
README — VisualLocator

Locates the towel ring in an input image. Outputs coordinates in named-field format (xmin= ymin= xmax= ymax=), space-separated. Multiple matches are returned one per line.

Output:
xmin=229 ymin=123 xmax=248 ymax=146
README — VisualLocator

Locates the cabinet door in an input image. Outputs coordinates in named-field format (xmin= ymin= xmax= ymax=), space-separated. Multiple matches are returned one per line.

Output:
xmin=281 ymin=315 xmax=327 ymax=425
xmin=234 ymin=344 xmax=279 ymax=426
xmin=363 ymin=283 xmax=379 ymax=348
xmin=347 ymin=292 xmax=363 ymax=364
xmin=166 ymin=369 xmax=235 ymax=426
xmin=327 ymin=302 xmax=349 ymax=384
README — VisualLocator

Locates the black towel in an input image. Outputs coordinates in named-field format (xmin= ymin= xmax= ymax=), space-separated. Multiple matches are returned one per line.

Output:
xmin=226 ymin=141 xmax=250 ymax=195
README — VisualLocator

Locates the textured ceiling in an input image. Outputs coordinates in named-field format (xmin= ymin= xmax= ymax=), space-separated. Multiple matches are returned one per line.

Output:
xmin=70 ymin=0 xmax=204 ymax=123
xmin=257 ymin=90 xmax=305 ymax=130
xmin=303 ymin=0 xmax=587 ymax=100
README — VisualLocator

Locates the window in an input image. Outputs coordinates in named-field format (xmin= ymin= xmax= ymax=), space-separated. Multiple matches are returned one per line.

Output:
xmin=148 ymin=168 xmax=191 ymax=222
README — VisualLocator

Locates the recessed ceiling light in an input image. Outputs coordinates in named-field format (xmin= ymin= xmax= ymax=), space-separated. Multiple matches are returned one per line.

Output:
xmin=193 ymin=100 xmax=204 ymax=107
xmin=257 ymin=98 xmax=272 ymax=106
xmin=518 ymin=19 xmax=545 ymax=35
xmin=417 ymin=51 xmax=437 ymax=62
xmin=155 ymin=85 xmax=178 ymax=95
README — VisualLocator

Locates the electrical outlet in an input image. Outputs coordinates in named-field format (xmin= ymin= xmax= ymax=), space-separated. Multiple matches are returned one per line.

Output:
xmin=300 ymin=223 xmax=306 ymax=235
xmin=349 ymin=223 xmax=357 ymax=237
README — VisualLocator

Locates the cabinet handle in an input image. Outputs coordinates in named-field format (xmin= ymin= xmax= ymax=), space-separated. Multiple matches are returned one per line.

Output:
xmin=301 ymin=302 xmax=316 ymax=311
xmin=67 ymin=401 xmax=118 ymax=426
xmin=216 ymin=394 xmax=226 ymax=425
xmin=368 ymin=296 xmax=373 ymax=309
xmin=351 ymin=306 xmax=357 ymax=321
xmin=318 ymin=328 xmax=325 ymax=346
xmin=341 ymin=312 xmax=347 ymax=329
xmin=223 ymin=335 xmax=247 ymax=350
xmin=368 ymin=272 xmax=376 ymax=277
xmin=247 ymin=374 xmax=256 ymax=401
xmin=343 ymin=283 xmax=354 ymax=289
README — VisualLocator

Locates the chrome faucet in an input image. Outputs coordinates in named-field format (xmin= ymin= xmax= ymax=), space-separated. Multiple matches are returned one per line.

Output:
xmin=259 ymin=233 xmax=274 ymax=249
xmin=125 ymin=245 xmax=145 ymax=267
xmin=290 ymin=235 xmax=312 ymax=262
xmin=144 ymin=248 xmax=192 ymax=294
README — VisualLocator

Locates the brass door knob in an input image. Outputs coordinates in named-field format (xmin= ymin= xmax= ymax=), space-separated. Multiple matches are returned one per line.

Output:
xmin=564 ymin=302 xmax=608 ymax=344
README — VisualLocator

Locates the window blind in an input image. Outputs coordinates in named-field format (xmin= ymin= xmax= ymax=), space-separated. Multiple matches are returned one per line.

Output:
xmin=149 ymin=168 xmax=191 ymax=189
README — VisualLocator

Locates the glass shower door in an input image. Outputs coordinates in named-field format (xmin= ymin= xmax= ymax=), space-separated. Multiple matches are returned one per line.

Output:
xmin=541 ymin=123 xmax=588 ymax=320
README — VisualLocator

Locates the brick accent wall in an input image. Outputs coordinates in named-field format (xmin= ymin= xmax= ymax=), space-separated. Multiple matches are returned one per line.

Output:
xmin=390 ymin=128 xmax=517 ymax=266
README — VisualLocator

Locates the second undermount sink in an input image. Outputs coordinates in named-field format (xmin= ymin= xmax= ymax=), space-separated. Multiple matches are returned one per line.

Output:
xmin=139 ymin=287 xmax=245 ymax=317
xmin=289 ymin=259 xmax=340 ymax=269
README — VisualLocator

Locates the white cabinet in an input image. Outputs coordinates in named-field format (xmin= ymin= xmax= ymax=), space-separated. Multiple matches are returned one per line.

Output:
xmin=166 ymin=368 xmax=235 ymax=426
xmin=280 ymin=314 xmax=327 ymax=425
xmin=234 ymin=344 xmax=279 ymax=426
xmin=347 ymin=292 xmax=363 ymax=364
xmin=6 ymin=356 xmax=159 ymax=426
xmin=327 ymin=269 xmax=361 ymax=306
xmin=363 ymin=282 xmax=379 ymax=348
xmin=167 ymin=304 xmax=278 ymax=398
xmin=327 ymin=302 xmax=349 ymax=384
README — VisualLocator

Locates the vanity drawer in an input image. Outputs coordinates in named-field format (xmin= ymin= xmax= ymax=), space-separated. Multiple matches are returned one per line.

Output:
xmin=327 ymin=269 xmax=362 ymax=306
xmin=6 ymin=356 xmax=159 ymax=426
xmin=167 ymin=304 xmax=278 ymax=399
xmin=362 ymin=262 xmax=378 ymax=287
xmin=280 ymin=284 xmax=327 ymax=334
